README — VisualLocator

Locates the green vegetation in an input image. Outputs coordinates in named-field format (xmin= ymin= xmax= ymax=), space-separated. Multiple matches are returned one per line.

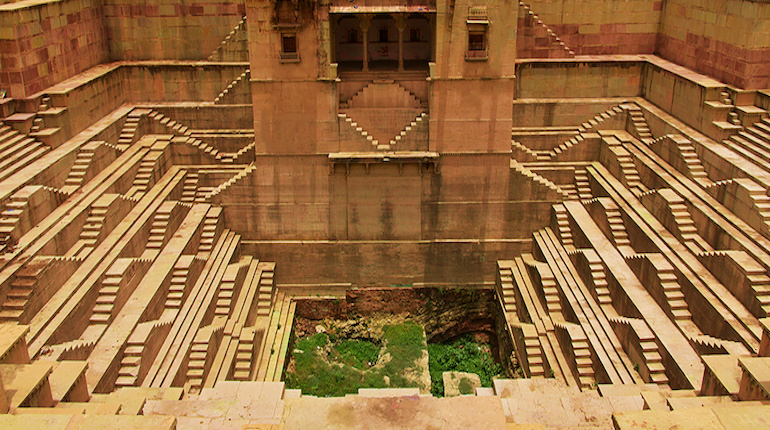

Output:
xmin=285 ymin=321 xmax=427 ymax=397
xmin=285 ymin=333 xmax=366 ymax=397
xmin=427 ymin=335 xmax=503 ymax=397
xmin=332 ymin=339 xmax=380 ymax=370
xmin=379 ymin=321 xmax=426 ymax=387
xmin=458 ymin=377 xmax=474 ymax=395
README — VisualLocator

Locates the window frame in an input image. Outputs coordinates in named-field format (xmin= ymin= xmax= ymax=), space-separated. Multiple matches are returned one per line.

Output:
xmin=278 ymin=30 xmax=300 ymax=63
xmin=465 ymin=23 xmax=488 ymax=61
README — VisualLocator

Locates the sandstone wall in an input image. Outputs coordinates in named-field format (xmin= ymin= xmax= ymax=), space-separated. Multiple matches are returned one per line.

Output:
xmin=641 ymin=57 xmax=724 ymax=138
xmin=429 ymin=78 xmax=515 ymax=152
xmin=103 ymin=0 xmax=246 ymax=61
xmin=515 ymin=60 xmax=643 ymax=98
xmin=657 ymin=0 xmax=770 ymax=89
xmin=433 ymin=0 xmax=518 ymax=78
xmin=521 ymin=0 xmax=661 ymax=55
xmin=0 ymin=0 xmax=109 ymax=98
xmin=123 ymin=63 xmax=247 ymax=102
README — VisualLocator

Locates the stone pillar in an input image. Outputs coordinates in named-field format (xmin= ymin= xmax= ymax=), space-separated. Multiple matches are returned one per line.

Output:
xmin=0 ymin=371 xmax=7 ymax=413
xmin=394 ymin=14 xmax=407 ymax=72
xmin=360 ymin=14 xmax=372 ymax=72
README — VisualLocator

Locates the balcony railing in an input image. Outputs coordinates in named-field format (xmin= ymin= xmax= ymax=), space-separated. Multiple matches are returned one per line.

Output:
xmin=279 ymin=51 xmax=300 ymax=62
xmin=465 ymin=48 xmax=488 ymax=61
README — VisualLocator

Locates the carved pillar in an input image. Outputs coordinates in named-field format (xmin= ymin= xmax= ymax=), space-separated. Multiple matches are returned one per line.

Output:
xmin=360 ymin=14 xmax=372 ymax=72
xmin=394 ymin=14 xmax=407 ymax=72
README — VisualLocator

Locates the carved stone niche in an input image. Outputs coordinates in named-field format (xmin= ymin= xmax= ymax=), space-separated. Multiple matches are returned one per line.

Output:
xmin=273 ymin=0 xmax=309 ymax=26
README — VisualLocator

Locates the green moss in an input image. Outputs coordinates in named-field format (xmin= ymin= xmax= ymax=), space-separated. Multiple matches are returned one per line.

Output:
xmin=428 ymin=335 xmax=502 ymax=397
xmin=458 ymin=378 xmax=474 ymax=395
xmin=379 ymin=321 xmax=425 ymax=387
xmin=286 ymin=321 xmax=427 ymax=397
xmin=285 ymin=333 xmax=367 ymax=397
xmin=332 ymin=339 xmax=380 ymax=370
xmin=297 ymin=333 xmax=329 ymax=350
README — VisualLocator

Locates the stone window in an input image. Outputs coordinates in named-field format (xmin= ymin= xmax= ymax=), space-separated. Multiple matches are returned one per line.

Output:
xmin=348 ymin=29 xmax=358 ymax=43
xmin=379 ymin=28 xmax=389 ymax=42
xmin=466 ymin=28 xmax=487 ymax=60
xmin=466 ymin=6 xmax=489 ymax=61
xmin=280 ymin=33 xmax=300 ymax=62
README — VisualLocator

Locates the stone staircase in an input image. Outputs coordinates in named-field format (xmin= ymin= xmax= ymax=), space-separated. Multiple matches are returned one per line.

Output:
xmin=697 ymin=250 xmax=770 ymax=319
xmin=702 ymin=177 xmax=770 ymax=238
xmin=511 ymin=159 xmax=572 ymax=200
xmin=255 ymin=264 xmax=275 ymax=319
xmin=48 ymin=337 xmax=98 ymax=362
xmin=0 ymin=122 xmax=51 ymax=181
xmin=614 ymin=150 xmax=646 ymax=193
xmin=147 ymin=111 xmax=191 ymax=137
xmin=186 ymin=319 xmax=226 ymax=392
xmin=573 ymin=168 xmax=593 ymax=201
xmin=125 ymin=144 xmax=170 ymax=200
xmin=627 ymin=253 xmax=692 ymax=321
xmin=578 ymin=248 xmax=613 ymax=306
xmin=0 ymin=256 xmax=76 ymax=323
xmin=511 ymin=138 xmax=545 ymax=161
xmin=388 ymin=111 xmax=428 ymax=150
xmin=602 ymin=201 xmax=631 ymax=248
xmin=640 ymin=188 xmax=712 ymax=253
xmin=177 ymin=135 xmax=236 ymax=164
xmin=64 ymin=141 xmax=107 ymax=188
xmin=208 ymin=16 xmax=248 ymax=62
xmin=722 ymin=117 xmax=770 ymax=166
xmin=552 ymin=204 xmax=574 ymax=251
xmin=539 ymin=265 xmax=562 ymax=314
xmin=0 ymin=185 xmax=66 ymax=249
xmin=338 ymin=81 xmax=427 ymax=151
xmin=181 ymin=171 xmax=199 ymax=203
xmin=146 ymin=201 xmax=188 ymax=252
xmin=648 ymin=135 xmax=710 ymax=183
xmin=232 ymin=326 xmax=258 ymax=381
xmin=548 ymin=105 xmax=623 ymax=160
xmin=204 ymin=163 xmax=256 ymax=202
xmin=0 ymin=267 xmax=39 ymax=322
xmin=338 ymin=112 xmax=379 ymax=148
xmin=255 ymin=292 xmax=296 ymax=382
xmin=520 ymin=323 xmax=546 ymax=377
xmin=517 ymin=2 xmax=575 ymax=58
xmin=607 ymin=315 xmax=669 ymax=385
xmin=342 ymin=81 xmax=422 ymax=109
xmin=214 ymin=262 xmax=246 ymax=318
xmin=626 ymin=106 xmax=654 ymax=142
xmin=28 ymin=96 xmax=65 ymax=145
xmin=90 ymin=257 xmax=151 ymax=325
xmin=214 ymin=68 xmax=251 ymax=104
xmin=117 ymin=109 xmax=152 ymax=150
xmin=229 ymin=141 xmax=255 ymax=164
xmin=199 ymin=207 xmax=223 ymax=253
xmin=688 ymin=333 xmax=748 ymax=356
xmin=554 ymin=322 xmax=594 ymax=389
xmin=721 ymin=90 xmax=742 ymax=126
xmin=76 ymin=201 xmax=110 ymax=253
xmin=498 ymin=262 xmax=548 ymax=378
xmin=653 ymin=258 xmax=691 ymax=322
xmin=116 ymin=312 xmax=176 ymax=388
xmin=496 ymin=265 xmax=518 ymax=315
xmin=64 ymin=193 xmax=135 ymax=259
xmin=165 ymin=255 xmax=200 ymax=310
